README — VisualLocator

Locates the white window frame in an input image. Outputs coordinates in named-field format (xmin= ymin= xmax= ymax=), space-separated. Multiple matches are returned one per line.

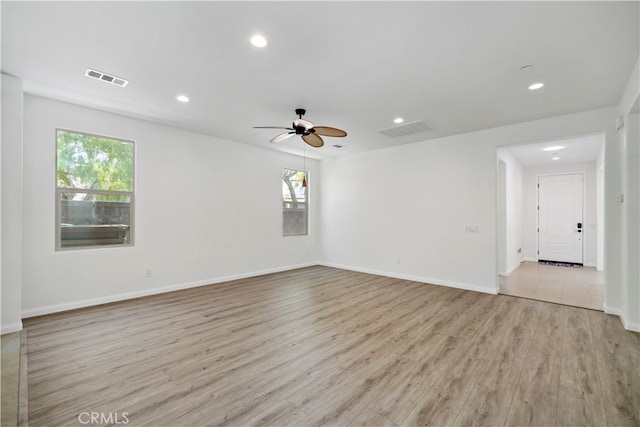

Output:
xmin=282 ymin=168 xmax=308 ymax=237
xmin=55 ymin=128 xmax=135 ymax=251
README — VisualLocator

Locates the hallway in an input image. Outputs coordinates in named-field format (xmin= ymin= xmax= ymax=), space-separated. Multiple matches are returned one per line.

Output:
xmin=499 ymin=261 xmax=604 ymax=310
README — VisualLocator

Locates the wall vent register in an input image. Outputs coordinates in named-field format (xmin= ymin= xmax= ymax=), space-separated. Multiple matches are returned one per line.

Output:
xmin=378 ymin=120 xmax=431 ymax=138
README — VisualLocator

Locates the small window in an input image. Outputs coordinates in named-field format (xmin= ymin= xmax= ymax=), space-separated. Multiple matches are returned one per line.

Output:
xmin=56 ymin=129 xmax=134 ymax=249
xmin=282 ymin=168 xmax=308 ymax=236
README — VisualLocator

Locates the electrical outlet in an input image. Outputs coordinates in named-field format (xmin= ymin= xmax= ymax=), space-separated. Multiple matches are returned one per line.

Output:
xmin=145 ymin=269 xmax=152 ymax=278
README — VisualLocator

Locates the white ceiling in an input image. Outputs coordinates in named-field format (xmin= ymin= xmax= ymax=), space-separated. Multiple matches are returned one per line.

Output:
xmin=504 ymin=134 xmax=604 ymax=168
xmin=2 ymin=2 xmax=638 ymax=159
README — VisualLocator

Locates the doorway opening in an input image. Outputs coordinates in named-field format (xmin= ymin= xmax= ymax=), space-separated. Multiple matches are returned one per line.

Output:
xmin=496 ymin=133 xmax=605 ymax=310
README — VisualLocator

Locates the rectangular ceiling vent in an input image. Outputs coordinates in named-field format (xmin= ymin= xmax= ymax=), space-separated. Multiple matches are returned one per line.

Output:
xmin=378 ymin=120 xmax=431 ymax=138
xmin=85 ymin=68 xmax=129 ymax=87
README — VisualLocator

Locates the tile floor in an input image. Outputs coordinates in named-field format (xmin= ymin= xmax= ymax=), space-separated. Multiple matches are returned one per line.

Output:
xmin=499 ymin=261 xmax=604 ymax=311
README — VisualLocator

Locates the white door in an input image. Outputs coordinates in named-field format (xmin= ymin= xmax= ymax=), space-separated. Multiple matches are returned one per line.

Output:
xmin=538 ymin=174 xmax=583 ymax=264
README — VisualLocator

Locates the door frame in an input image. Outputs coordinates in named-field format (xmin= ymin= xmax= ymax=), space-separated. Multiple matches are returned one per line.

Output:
xmin=497 ymin=159 xmax=508 ymax=276
xmin=535 ymin=171 xmax=587 ymax=263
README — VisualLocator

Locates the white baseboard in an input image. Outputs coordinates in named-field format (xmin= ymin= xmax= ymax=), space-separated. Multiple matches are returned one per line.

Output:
xmin=319 ymin=262 xmax=497 ymax=295
xmin=626 ymin=320 xmax=640 ymax=333
xmin=1 ymin=321 xmax=23 ymax=335
xmin=21 ymin=262 xmax=318 ymax=318
xmin=583 ymin=262 xmax=596 ymax=268
xmin=523 ymin=257 xmax=537 ymax=262
xmin=603 ymin=304 xmax=640 ymax=333
xmin=502 ymin=261 xmax=522 ymax=277
xmin=603 ymin=304 xmax=621 ymax=316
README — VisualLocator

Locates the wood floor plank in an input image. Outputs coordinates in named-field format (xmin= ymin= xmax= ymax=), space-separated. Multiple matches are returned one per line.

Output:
xmin=290 ymin=355 xmax=413 ymax=427
xmin=593 ymin=345 xmax=640 ymax=426
xmin=556 ymin=384 xmax=607 ymax=427
xmin=236 ymin=399 xmax=306 ymax=427
xmin=588 ymin=310 xmax=640 ymax=426
xmin=504 ymin=302 xmax=565 ymax=427
xmin=369 ymin=292 xmax=506 ymax=425
xmin=451 ymin=298 xmax=541 ymax=426
xmin=400 ymin=295 xmax=518 ymax=426
xmin=452 ymin=383 xmax=516 ymax=427
xmin=347 ymin=408 xmax=397 ymax=427
xmin=561 ymin=306 xmax=603 ymax=397
xmin=23 ymin=266 xmax=640 ymax=427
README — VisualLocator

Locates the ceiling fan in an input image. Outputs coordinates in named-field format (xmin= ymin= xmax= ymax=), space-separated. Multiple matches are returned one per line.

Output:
xmin=254 ymin=108 xmax=347 ymax=148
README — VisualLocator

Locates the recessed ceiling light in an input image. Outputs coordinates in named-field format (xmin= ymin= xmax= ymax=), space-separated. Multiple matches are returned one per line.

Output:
xmin=543 ymin=145 xmax=565 ymax=151
xmin=552 ymin=156 xmax=560 ymax=160
xmin=176 ymin=95 xmax=190 ymax=103
xmin=250 ymin=34 xmax=267 ymax=48
xmin=529 ymin=82 xmax=544 ymax=90
xmin=393 ymin=118 xmax=404 ymax=124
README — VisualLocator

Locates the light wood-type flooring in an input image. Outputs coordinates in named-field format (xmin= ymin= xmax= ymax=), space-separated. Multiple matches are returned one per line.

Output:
xmin=24 ymin=266 xmax=639 ymax=426
xmin=1 ymin=332 xmax=21 ymax=427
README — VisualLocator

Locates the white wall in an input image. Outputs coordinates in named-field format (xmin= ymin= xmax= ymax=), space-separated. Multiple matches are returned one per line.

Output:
xmin=320 ymin=107 xmax=617 ymax=295
xmin=625 ymin=111 xmax=639 ymax=330
xmin=605 ymin=57 xmax=639 ymax=332
xmin=596 ymin=144 xmax=605 ymax=271
xmin=320 ymin=135 xmax=498 ymax=293
xmin=21 ymin=95 xmax=320 ymax=316
xmin=1 ymin=74 xmax=24 ymax=334
xmin=497 ymin=159 xmax=507 ymax=275
xmin=522 ymin=161 xmax=598 ymax=267
xmin=497 ymin=149 xmax=524 ymax=275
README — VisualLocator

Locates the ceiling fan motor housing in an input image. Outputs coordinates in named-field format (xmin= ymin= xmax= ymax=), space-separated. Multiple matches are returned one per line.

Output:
xmin=292 ymin=112 xmax=313 ymax=134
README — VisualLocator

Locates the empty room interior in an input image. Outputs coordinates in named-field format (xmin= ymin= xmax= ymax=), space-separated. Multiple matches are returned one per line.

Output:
xmin=1 ymin=2 xmax=639 ymax=427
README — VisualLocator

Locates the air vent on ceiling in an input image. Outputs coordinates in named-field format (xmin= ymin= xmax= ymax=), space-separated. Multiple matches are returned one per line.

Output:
xmin=378 ymin=120 xmax=431 ymax=138
xmin=85 ymin=68 xmax=129 ymax=87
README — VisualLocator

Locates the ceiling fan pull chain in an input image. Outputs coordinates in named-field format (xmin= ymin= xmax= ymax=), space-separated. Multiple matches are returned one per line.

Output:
xmin=302 ymin=143 xmax=307 ymax=188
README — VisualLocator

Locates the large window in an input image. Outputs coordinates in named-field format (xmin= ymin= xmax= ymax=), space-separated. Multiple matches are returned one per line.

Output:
xmin=56 ymin=129 xmax=134 ymax=249
xmin=282 ymin=168 xmax=308 ymax=236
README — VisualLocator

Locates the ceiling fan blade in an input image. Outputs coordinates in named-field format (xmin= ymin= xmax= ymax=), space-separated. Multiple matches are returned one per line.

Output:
xmin=312 ymin=126 xmax=347 ymax=137
xmin=270 ymin=132 xmax=296 ymax=144
xmin=302 ymin=133 xmax=324 ymax=148
xmin=254 ymin=126 xmax=294 ymax=130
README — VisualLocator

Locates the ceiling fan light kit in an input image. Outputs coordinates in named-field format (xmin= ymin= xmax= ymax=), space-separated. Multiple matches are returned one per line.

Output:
xmin=254 ymin=108 xmax=347 ymax=148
